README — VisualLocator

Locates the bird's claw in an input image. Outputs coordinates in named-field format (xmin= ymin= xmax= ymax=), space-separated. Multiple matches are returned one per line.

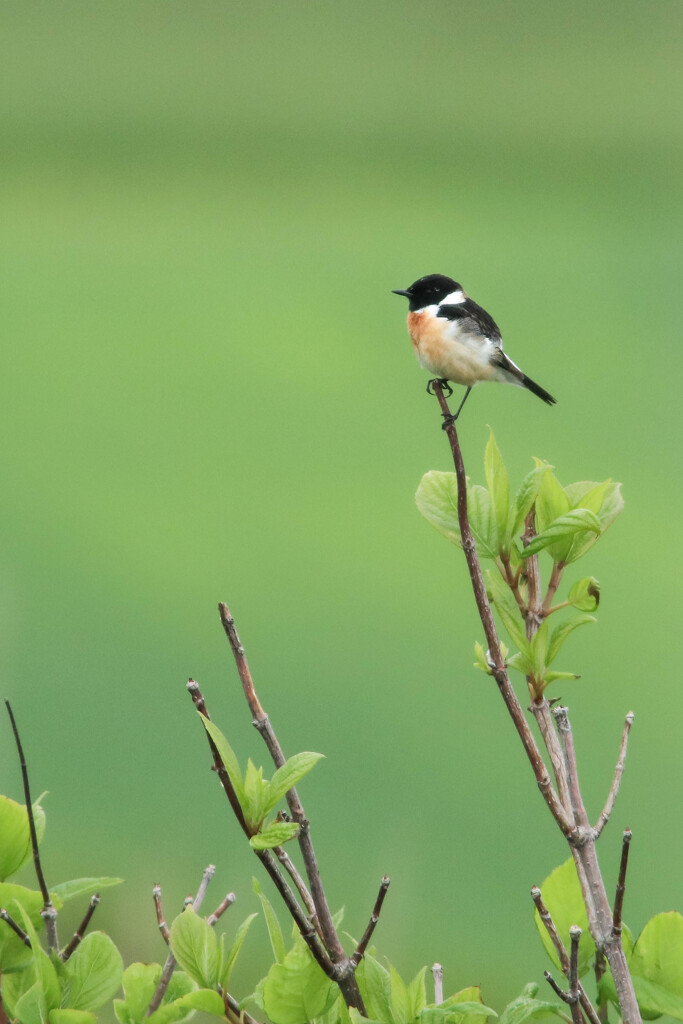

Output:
xmin=427 ymin=378 xmax=453 ymax=398
xmin=441 ymin=414 xmax=458 ymax=431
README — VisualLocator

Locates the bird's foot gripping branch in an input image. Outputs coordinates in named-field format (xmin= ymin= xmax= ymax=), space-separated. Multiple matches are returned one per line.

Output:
xmin=415 ymin=381 xmax=683 ymax=1024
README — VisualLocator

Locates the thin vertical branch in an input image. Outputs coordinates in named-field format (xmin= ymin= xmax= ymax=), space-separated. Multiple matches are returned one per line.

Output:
xmin=61 ymin=895 xmax=100 ymax=961
xmin=4 ymin=701 xmax=59 ymax=953
xmin=153 ymin=885 xmax=170 ymax=944
xmin=568 ymin=927 xmax=583 ymax=1024
xmin=349 ymin=876 xmax=391 ymax=966
xmin=594 ymin=715 xmax=634 ymax=837
xmin=612 ymin=830 xmax=632 ymax=939
xmin=432 ymin=964 xmax=444 ymax=1005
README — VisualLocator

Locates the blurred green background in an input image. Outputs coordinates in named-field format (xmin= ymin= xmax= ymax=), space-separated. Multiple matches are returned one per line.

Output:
xmin=1 ymin=0 xmax=681 ymax=1014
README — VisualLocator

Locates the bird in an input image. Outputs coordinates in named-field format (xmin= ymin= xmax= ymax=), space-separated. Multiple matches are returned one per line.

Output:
xmin=393 ymin=273 xmax=556 ymax=421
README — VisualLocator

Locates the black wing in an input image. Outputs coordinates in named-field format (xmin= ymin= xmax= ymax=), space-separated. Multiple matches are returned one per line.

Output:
xmin=436 ymin=298 xmax=502 ymax=345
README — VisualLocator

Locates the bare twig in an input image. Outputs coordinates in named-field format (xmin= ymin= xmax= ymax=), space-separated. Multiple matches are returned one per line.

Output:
xmin=147 ymin=864 xmax=216 ymax=1016
xmin=542 ymin=562 xmax=566 ymax=615
xmin=4 ymin=701 xmax=59 ymax=952
xmin=153 ymin=885 xmax=170 ymax=944
xmin=216 ymin=605 xmax=367 ymax=1012
xmin=531 ymin=887 xmax=601 ymax=1024
xmin=432 ymin=963 xmax=444 ymax=1005
xmin=431 ymin=386 xmax=641 ymax=1024
xmin=612 ymin=830 xmax=632 ymax=939
xmin=594 ymin=714 xmax=634 ymax=838
xmin=61 ymin=894 xmax=100 ymax=961
xmin=207 ymin=892 xmax=236 ymax=926
xmin=0 ymin=908 xmax=31 ymax=947
xmin=350 ymin=876 xmax=391 ymax=966
xmin=568 ymin=926 xmax=583 ymax=1024
xmin=274 ymin=845 xmax=320 ymax=933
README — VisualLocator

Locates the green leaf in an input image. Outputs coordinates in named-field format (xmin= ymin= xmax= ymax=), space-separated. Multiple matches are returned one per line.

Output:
xmin=60 ymin=931 xmax=124 ymax=1011
xmin=535 ymin=472 xmax=570 ymax=534
xmin=49 ymin=1010 xmax=97 ymax=1024
xmin=484 ymin=429 xmax=510 ymax=553
xmin=250 ymin=821 xmax=300 ymax=850
xmin=467 ymin=485 xmax=498 ymax=560
xmin=497 ymin=983 xmax=566 ymax=1024
xmin=547 ymin=614 xmax=596 ymax=665
xmin=567 ymin=577 xmax=600 ymax=612
xmin=544 ymin=671 xmax=581 ymax=685
xmin=486 ymin=570 xmax=530 ymax=656
xmin=0 ymin=883 xmax=47 ymax=973
xmin=0 ymin=796 xmax=46 ymax=882
xmin=356 ymin=953 xmax=392 ymax=1024
xmin=262 ymin=943 xmax=336 ymax=1024
xmin=533 ymin=860 xmax=594 ymax=977
xmin=510 ymin=465 xmax=550 ymax=538
xmin=244 ymin=759 xmax=269 ymax=827
xmin=174 ymin=988 xmax=226 ymax=1017
xmin=520 ymin=510 xmax=601 ymax=559
xmin=418 ymin=1003 xmax=498 ymax=1024
xmin=199 ymin=717 xmax=246 ymax=808
xmin=252 ymin=877 xmax=286 ymax=965
xmin=222 ymin=912 xmax=257 ymax=988
xmin=389 ymin=965 xmax=410 ymax=1024
xmin=169 ymin=906 xmax=220 ymax=990
xmin=14 ymin=902 xmax=61 ymax=1015
xmin=473 ymin=642 xmax=492 ymax=675
xmin=407 ymin=967 xmax=428 ymax=1019
xmin=628 ymin=912 xmax=683 ymax=1019
xmin=415 ymin=471 xmax=462 ymax=547
xmin=266 ymin=752 xmax=325 ymax=812
xmin=14 ymin=981 xmax=45 ymax=1024
xmin=563 ymin=481 xmax=624 ymax=563
xmin=530 ymin=620 xmax=550 ymax=683
xmin=116 ymin=963 xmax=163 ymax=1024
xmin=51 ymin=878 xmax=124 ymax=903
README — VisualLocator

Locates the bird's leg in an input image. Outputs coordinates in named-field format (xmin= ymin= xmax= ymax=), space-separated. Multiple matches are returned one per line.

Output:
xmin=426 ymin=378 xmax=453 ymax=398
xmin=441 ymin=386 xmax=473 ymax=430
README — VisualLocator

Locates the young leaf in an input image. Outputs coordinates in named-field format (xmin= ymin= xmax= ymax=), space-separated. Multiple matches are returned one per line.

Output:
xmin=14 ymin=981 xmax=45 ymax=1024
xmin=389 ymin=965 xmax=410 ymax=1024
xmin=0 ymin=883 xmax=48 ymax=973
xmin=496 ymin=983 xmax=566 ymax=1024
xmin=49 ymin=1010 xmax=97 ymax=1024
xmin=567 ymin=577 xmax=600 ymax=612
xmin=253 ymin=877 xmax=286 ymax=965
xmin=243 ymin=759 xmax=269 ymax=827
xmin=115 ymin=963 xmax=162 ymax=1023
xmin=547 ymin=614 xmax=596 ymax=665
xmin=356 ymin=953 xmax=392 ymax=1024
xmin=266 ymin=752 xmax=325 ymax=812
xmin=473 ymin=642 xmax=492 ymax=675
xmin=627 ymin=912 xmax=683 ymax=1020
xmin=415 ymin=471 xmax=462 ymax=546
xmin=510 ymin=464 xmax=550 ymax=539
xmin=467 ymin=485 xmax=498 ymax=560
xmin=0 ymin=796 xmax=46 ymax=882
xmin=169 ymin=906 xmax=220 ymax=990
xmin=535 ymin=471 xmax=570 ymax=534
xmin=262 ymin=943 xmax=337 ymax=1024
xmin=519 ymin=509 xmax=601 ymax=559
xmin=407 ymin=967 xmax=428 ymax=1019
xmin=250 ymin=821 xmax=300 ymax=850
xmin=222 ymin=913 xmax=258 ymax=989
xmin=486 ymin=570 xmax=530 ymax=654
xmin=51 ymin=877 xmax=124 ymax=903
xmin=533 ymin=859 xmax=594 ymax=977
xmin=563 ymin=480 xmax=624 ymax=563
xmin=530 ymin=620 xmax=550 ymax=684
xmin=174 ymin=988 xmax=226 ymax=1018
xmin=13 ymin=903 xmax=61 ymax=1018
xmin=199 ymin=717 xmax=246 ymax=808
xmin=418 ymin=1003 xmax=498 ymax=1024
xmin=484 ymin=429 xmax=510 ymax=553
xmin=59 ymin=932 xmax=124 ymax=1011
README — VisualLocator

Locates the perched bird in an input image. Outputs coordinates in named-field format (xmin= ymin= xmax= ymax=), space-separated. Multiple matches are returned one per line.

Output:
xmin=393 ymin=274 xmax=556 ymax=420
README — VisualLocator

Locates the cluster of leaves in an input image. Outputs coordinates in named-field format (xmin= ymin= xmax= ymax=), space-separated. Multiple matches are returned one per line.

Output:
xmin=0 ymin=794 xmax=123 ymax=1024
xmin=536 ymin=859 xmax=683 ymax=1021
xmin=201 ymin=715 xmax=324 ymax=849
xmin=415 ymin=430 xmax=623 ymax=697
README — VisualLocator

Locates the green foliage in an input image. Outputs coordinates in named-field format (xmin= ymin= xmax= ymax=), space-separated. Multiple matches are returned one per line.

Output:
xmin=417 ymin=429 xmax=623 ymax=695
xmin=533 ymin=860 xmax=594 ymax=977
xmin=0 ymin=795 xmax=46 ymax=882
xmin=113 ymin=963 xmax=198 ymax=1024
xmin=200 ymin=715 xmax=322 ymax=839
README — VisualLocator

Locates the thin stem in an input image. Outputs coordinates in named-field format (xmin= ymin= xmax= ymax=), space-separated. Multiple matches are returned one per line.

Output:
xmin=4 ymin=701 xmax=59 ymax=953
xmin=0 ymin=909 xmax=31 ymax=947
xmin=350 ymin=876 xmax=391 ymax=967
xmin=522 ymin=511 xmax=544 ymax=637
xmin=500 ymin=554 xmax=526 ymax=613
xmin=568 ymin=927 xmax=583 ymax=1024
xmin=207 ymin=892 xmax=236 ymax=926
xmin=153 ymin=885 xmax=170 ymax=944
xmin=432 ymin=964 xmax=444 ymax=1005
xmin=612 ymin=830 xmax=632 ymax=939
xmin=542 ymin=562 xmax=566 ymax=615
xmin=546 ymin=601 xmax=571 ymax=616
xmin=531 ymin=887 xmax=601 ymax=1024
xmin=274 ymin=845 xmax=320 ymax=934
xmin=225 ymin=990 xmax=260 ymax=1024
xmin=594 ymin=714 xmax=635 ymax=837
xmin=431 ymin=385 xmax=575 ymax=838
xmin=217 ymin=604 xmax=366 ymax=1012
xmin=61 ymin=895 xmax=100 ymax=961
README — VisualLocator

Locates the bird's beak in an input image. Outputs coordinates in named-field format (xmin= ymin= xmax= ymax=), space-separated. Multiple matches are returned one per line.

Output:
xmin=392 ymin=289 xmax=411 ymax=297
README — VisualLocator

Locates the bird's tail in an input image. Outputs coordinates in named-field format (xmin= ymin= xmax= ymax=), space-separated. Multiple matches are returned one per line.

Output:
xmin=520 ymin=373 xmax=556 ymax=406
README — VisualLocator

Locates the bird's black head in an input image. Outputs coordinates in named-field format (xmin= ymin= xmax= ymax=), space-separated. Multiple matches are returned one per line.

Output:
xmin=392 ymin=274 xmax=461 ymax=312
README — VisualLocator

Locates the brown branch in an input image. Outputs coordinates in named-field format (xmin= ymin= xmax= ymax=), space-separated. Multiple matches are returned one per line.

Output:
xmin=0 ymin=909 xmax=31 ymax=947
xmin=207 ymin=892 xmax=236 ymax=926
xmin=542 ymin=562 xmax=566 ymax=615
xmin=431 ymin=385 xmax=575 ymax=838
xmin=500 ymin=553 xmax=526 ymax=613
xmin=4 ymin=701 xmax=59 ymax=953
xmin=274 ymin=845 xmax=320 ymax=935
xmin=61 ymin=894 xmax=100 ymax=961
xmin=568 ymin=927 xmax=583 ymax=1024
xmin=217 ymin=604 xmax=367 ymax=1012
xmin=531 ymin=887 xmax=601 ymax=1024
xmin=153 ymin=885 xmax=170 ymax=944
xmin=350 ymin=876 xmax=391 ymax=967
xmin=186 ymin=680 xmax=340 ymax=984
xmin=147 ymin=864 xmax=216 ymax=1016
xmin=612 ymin=830 xmax=632 ymax=939
xmin=594 ymin=714 xmax=634 ymax=838
xmin=225 ymin=990 xmax=260 ymax=1024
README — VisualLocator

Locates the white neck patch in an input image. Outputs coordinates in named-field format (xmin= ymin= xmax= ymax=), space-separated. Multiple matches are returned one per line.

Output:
xmin=441 ymin=289 xmax=466 ymax=305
